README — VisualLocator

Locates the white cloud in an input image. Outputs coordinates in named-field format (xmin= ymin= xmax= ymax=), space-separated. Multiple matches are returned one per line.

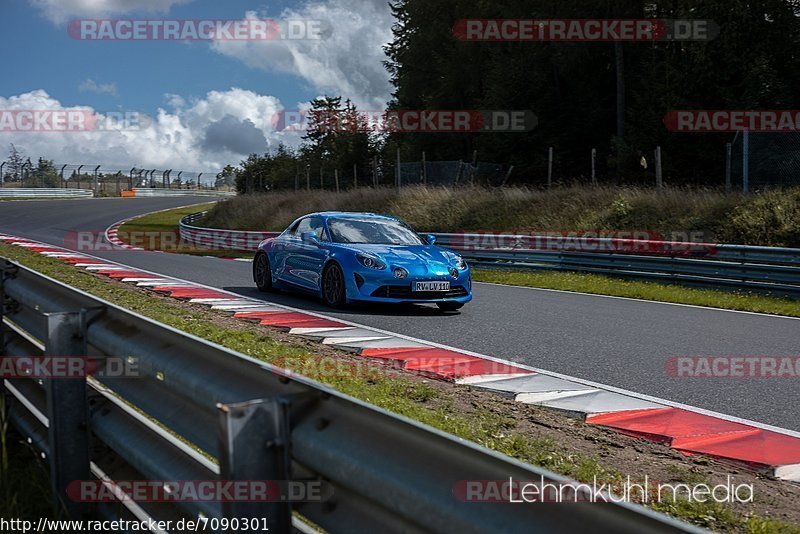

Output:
xmin=164 ymin=93 xmax=185 ymax=109
xmin=79 ymin=79 xmax=118 ymax=96
xmin=0 ymin=89 xmax=301 ymax=176
xmin=211 ymin=0 xmax=393 ymax=110
xmin=29 ymin=0 xmax=193 ymax=24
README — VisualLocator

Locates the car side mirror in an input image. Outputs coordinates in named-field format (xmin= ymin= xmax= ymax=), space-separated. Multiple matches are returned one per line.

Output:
xmin=426 ymin=234 xmax=437 ymax=245
xmin=301 ymin=231 xmax=321 ymax=246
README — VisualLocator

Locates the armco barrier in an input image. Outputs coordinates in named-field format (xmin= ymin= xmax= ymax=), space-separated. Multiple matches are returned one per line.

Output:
xmin=129 ymin=188 xmax=236 ymax=198
xmin=179 ymin=213 xmax=800 ymax=298
xmin=0 ymin=258 xmax=693 ymax=533
xmin=180 ymin=211 xmax=279 ymax=250
xmin=433 ymin=233 xmax=800 ymax=298
xmin=0 ymin=188 xmax=93 ymax=198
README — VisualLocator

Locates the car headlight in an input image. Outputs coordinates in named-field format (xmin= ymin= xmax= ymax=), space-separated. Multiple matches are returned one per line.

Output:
xmin=356 ymin=252 xmax=386 ymax=270
xmin=454 ymin=255 xmax=467 ymax=270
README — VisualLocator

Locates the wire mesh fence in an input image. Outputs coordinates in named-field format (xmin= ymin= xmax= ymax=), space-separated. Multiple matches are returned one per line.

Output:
xmin=6 ymin=139 xmax=799 ymax=196
xmin=729 ymin=131 xmax=800 ymax=190
xmin=0 ymin=163 xmax=232 ymax=195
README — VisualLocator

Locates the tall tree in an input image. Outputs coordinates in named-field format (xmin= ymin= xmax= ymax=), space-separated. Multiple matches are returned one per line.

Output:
xmin=6 ymin=144 xmax=25 ymax=181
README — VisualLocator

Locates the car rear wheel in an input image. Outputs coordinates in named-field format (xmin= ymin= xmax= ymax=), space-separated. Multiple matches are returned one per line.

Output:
xmin=437 ymin=302 xmax=464 ymax=312
xmin=253 ymin=252 xmax=273 ymax=292
xmin=322 ymin=263 xmax=346 ymax=307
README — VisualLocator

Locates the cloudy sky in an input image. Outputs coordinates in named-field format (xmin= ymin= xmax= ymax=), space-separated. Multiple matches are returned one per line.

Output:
xmin=0 ymin=0 xmax=394 ymax=178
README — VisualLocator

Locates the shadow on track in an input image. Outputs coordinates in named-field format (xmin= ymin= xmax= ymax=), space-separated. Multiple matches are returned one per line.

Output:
xmin=223 ymin=286 xmax=465 ymax=317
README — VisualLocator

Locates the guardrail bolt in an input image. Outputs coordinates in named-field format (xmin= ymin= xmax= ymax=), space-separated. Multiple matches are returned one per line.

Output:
xmin=315 ymin=418 xmax=330 ymax=431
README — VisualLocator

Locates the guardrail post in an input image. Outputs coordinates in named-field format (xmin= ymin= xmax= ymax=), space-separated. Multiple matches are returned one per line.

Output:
xmin=43 ymin=311 xmax=92 ymax=520
xmin=0 ymin=261 xmax=14 ymax=352
xmin=217 ymin=398 xmax=292 ymax=533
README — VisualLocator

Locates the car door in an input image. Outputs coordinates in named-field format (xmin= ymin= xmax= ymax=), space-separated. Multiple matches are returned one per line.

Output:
xmin=282 ymin=216 xmax=328 ymax=290
xmin=272 ymin=220 xmax=300 ymax=281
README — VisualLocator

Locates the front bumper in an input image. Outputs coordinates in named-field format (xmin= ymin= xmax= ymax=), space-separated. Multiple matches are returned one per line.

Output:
xmin=346 ymin=267 xmax=472 ymax=304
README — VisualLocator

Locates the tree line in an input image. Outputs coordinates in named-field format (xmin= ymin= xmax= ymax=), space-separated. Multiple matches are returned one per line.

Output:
xmin=232 ymin=0 xmax=800 ymax=191
xmin=383 ymin=0 xmax=800 ymax=185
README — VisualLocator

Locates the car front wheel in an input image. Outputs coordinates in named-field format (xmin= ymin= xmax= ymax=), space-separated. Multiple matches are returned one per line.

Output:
xmin=322 ymin=263 xmax=346 ymax=307
xmin=253 ymin=252 xmax=273 ymax=292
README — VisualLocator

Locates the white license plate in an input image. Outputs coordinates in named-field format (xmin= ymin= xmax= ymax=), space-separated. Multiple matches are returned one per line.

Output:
xmin=414 ymin=281 xmax=450 ymax=292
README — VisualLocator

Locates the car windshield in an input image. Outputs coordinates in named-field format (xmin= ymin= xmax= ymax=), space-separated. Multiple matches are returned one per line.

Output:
xmin=328 ymin=218 xmax=424 ymax=245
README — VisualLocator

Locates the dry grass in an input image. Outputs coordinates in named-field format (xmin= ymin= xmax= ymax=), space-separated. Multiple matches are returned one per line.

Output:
xmin=202 ymin=185 xmax=800 ymax=247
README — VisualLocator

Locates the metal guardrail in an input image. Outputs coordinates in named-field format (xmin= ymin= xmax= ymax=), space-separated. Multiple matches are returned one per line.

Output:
xmin=432 ymin=233 xmax=800 ymax=299
xmin=132 ymin=189 xmax=236 ymax=198
xmin=180 ymin=212 xmax=279 ymax=250
xmin=0 ymin=259 xmax=692 ymax=533
xmin=179 ymin=213 xmax=800 ymax=299
xmin=0 ymin=188 xmax=94 ymax=198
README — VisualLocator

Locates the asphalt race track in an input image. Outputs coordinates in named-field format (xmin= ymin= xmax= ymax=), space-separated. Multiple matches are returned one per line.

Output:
xmin=2 ymin=197 xmax=799 ymax=431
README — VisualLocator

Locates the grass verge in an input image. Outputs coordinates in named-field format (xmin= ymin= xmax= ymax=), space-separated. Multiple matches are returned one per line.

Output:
xmin=116 ymin=202 xmax=241 ymax=258
xmin=1 ymin=241 xmax=799 ymax=532
xmin=473 ymin=269 xmax=800 ymax=318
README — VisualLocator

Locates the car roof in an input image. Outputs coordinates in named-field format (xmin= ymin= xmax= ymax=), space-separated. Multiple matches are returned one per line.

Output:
xmin=308 ymin=212 xmax=398 ymax=221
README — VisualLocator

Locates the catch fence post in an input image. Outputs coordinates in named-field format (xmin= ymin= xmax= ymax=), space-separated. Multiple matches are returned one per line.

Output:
xmin=655 ymin=146 xmax=663 ymax=189
xmin=725 ymin=143 xmax=732 ymax=193
xmin=743 ymin=130 xmax=750 ymax=194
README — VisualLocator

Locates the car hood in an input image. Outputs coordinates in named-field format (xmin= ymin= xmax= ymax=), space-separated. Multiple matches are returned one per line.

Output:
xmin=336 ymin=243 xmax=455 ymax=268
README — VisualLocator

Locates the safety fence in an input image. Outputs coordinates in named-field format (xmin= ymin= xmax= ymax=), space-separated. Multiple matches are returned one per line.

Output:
xmin=0 ymin=188 xmax=94 ymax=198
xmin=179 ymin=213 xmax=800 ymax=299
xmin=0 ymin=259 xmax=689 ymax=533
xmin=0 ymin=162 xmax=230 ymax=192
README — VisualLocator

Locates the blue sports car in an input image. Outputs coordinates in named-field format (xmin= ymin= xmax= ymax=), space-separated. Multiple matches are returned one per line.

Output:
xmin=252 ymin=212 xmax=472 ymax=310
